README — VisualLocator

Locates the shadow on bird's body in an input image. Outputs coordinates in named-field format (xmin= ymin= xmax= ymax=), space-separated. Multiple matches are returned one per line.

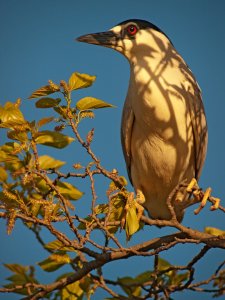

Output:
xmin=77 ymin=19 xmax=208 ymax=223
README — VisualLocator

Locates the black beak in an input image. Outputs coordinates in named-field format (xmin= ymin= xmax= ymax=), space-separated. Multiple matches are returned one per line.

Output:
xmin=76 ymin=31 xmax=120 ymax=47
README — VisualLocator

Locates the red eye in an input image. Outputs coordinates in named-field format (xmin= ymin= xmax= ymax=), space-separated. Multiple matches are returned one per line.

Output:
xmin=127 ymin=24 xmax=138 ymax=36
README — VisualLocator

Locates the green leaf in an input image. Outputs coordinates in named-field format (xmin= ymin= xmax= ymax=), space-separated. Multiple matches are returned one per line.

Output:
xmin=35 ymin=130 xmax=74 ymax=148
xmin=39 ymin=155 xmax=65 ymax=169
xmin=35 ymin=97 xmax=61 ymax=108
xmin=205 ymin=226 xmax=225 ymax=236
xmin=38 ymin=254 xmax=70 ymax=272
xmin=45 ymin=240 xmax=75 ymax=252
xmin=76 ymin=97 xmax=115 ymax=110
xmin=125 ymin=205 xmax=139 ymax=237
xmin=56 ymin=181 xmax=83 ymax=200
xmin=29 ymin=85 xmax=60 ymax=99
xmin=68 ymin=72 xmax=96 ymax=91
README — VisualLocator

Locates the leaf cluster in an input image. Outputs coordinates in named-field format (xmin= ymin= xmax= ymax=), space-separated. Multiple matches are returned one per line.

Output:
xmin=0 ymin=71 xmax=224 ymax=300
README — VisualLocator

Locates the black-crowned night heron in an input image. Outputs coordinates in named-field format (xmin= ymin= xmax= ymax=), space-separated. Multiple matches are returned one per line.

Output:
xmin=77 ymin=19 xmax=208 ymax=222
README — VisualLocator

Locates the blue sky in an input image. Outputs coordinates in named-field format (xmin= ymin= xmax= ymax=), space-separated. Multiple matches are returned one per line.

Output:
xmin=0 ymin=1 xmax=225 ymax=299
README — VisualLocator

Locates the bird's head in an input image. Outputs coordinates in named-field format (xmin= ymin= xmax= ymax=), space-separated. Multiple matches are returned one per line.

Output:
xmin=76 ymin=19 xmax=172 ymax=62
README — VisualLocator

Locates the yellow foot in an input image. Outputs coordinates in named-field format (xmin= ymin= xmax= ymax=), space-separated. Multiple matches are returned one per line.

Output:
xmin=186 ymin=178 xmax=199 ymax=193
xmin=194 ymin=187 xmax=212 ymax=215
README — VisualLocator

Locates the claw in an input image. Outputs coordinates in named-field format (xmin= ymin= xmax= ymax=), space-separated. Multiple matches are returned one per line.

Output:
xmin=135 ymin=189 xmax=145 ymax=220
xmin=210 ymin=197 xmax=220 ymax=211
xmin=175 ymin=190 xmax=185 ymax=202
xmin=193 ymin=189 xmax=202 ymax=200
xmin=136 ymin=189 xmax=145 ymax=204
xmin=135 ymin=202 xmax=145 ymax=221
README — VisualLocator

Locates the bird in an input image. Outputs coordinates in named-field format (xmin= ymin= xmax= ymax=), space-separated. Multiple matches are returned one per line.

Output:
xmin=77 ymin=19 xmax=208 ymax=222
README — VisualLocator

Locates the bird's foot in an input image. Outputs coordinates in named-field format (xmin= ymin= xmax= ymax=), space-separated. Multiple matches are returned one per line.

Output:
xmin=184 ymin=178 xmax=220 ymax=214
xmin=186 ymin=178 xmax=199 ymax=193
xmin=194 ymin=187 xmax=220 ymax=214
xmin=174 ymin=178 xmax=199 ymax=203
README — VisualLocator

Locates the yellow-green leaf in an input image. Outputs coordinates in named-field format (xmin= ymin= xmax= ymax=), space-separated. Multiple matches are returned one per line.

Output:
xmin=35 ymin=178 xmax=50 ymax=193
xmin=7 ymin=130 xmax=28 ymax=142
xmin=118 ymin=277 xmax=141 ymax=297
xmin=0 ymin=166 xmax=8 ymax=182
xmin=0 ymin=142 xmax=21 ymax=154
xmin=76 ymin=97 xmax=115 ymax=110
xmin=0 ymin=101 xmax=24 ymax=123
xmin=38 ymin=254 xmax=70 ymax=272
xmin=45 ymin=240 xmax=75 ymax=252
xmin=0 ymin=119 xmax=28 ymax=130
xmin=39 ymin=155 xmax=65 ymax=170
xmin=4 ymin=264 xmax=28 ymax=275
xmin=29 ymin=85 xmax=60 ymax=99
xmin=53 ymin=106 xmax=68 ymax=119
xmin=171 ymin=272 xmax=189 ymax=285
xmin=37 ymin=117 xmax=54 ymax=128
xmin=157 ymin=257 xmax=172 ymax=271
xmin=107 ymin=194 xmax=126 ymax=233
xmin=135 ymin=271 xmax=153 ymax=284
xmin=35 ymin=130 xmax=74 ymax=148
xmin=205 ymin=226 xmax=225 ymax=236
xmin=94 ymin=203 xmax=109 ymax=215
xmin=61 ymin=280 xmax=84 ymax=300
xmin=35 ymin=98 xmax=61 ymax=108
xmin=56 ymin=181 xmax=83 ymax=200
xmin=68 ymin=72 xmax=96 ymax=91
xmin=125 ymin=205 xmax=139 ymax=237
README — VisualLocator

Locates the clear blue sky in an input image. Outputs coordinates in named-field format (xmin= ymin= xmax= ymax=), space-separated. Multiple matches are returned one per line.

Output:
xmin=0 ymin=1 xmax=225 ymax=299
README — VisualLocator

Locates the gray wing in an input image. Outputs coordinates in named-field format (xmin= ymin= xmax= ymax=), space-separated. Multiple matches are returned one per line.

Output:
xmin=186 ymin=77 xmax=208 ymax=180
xmin=120 ymin=101 xmax=135 ymax=184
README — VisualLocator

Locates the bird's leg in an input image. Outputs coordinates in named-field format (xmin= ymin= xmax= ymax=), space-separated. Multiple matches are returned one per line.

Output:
xmin=184 ymin=178 xmax=220 ymax=214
